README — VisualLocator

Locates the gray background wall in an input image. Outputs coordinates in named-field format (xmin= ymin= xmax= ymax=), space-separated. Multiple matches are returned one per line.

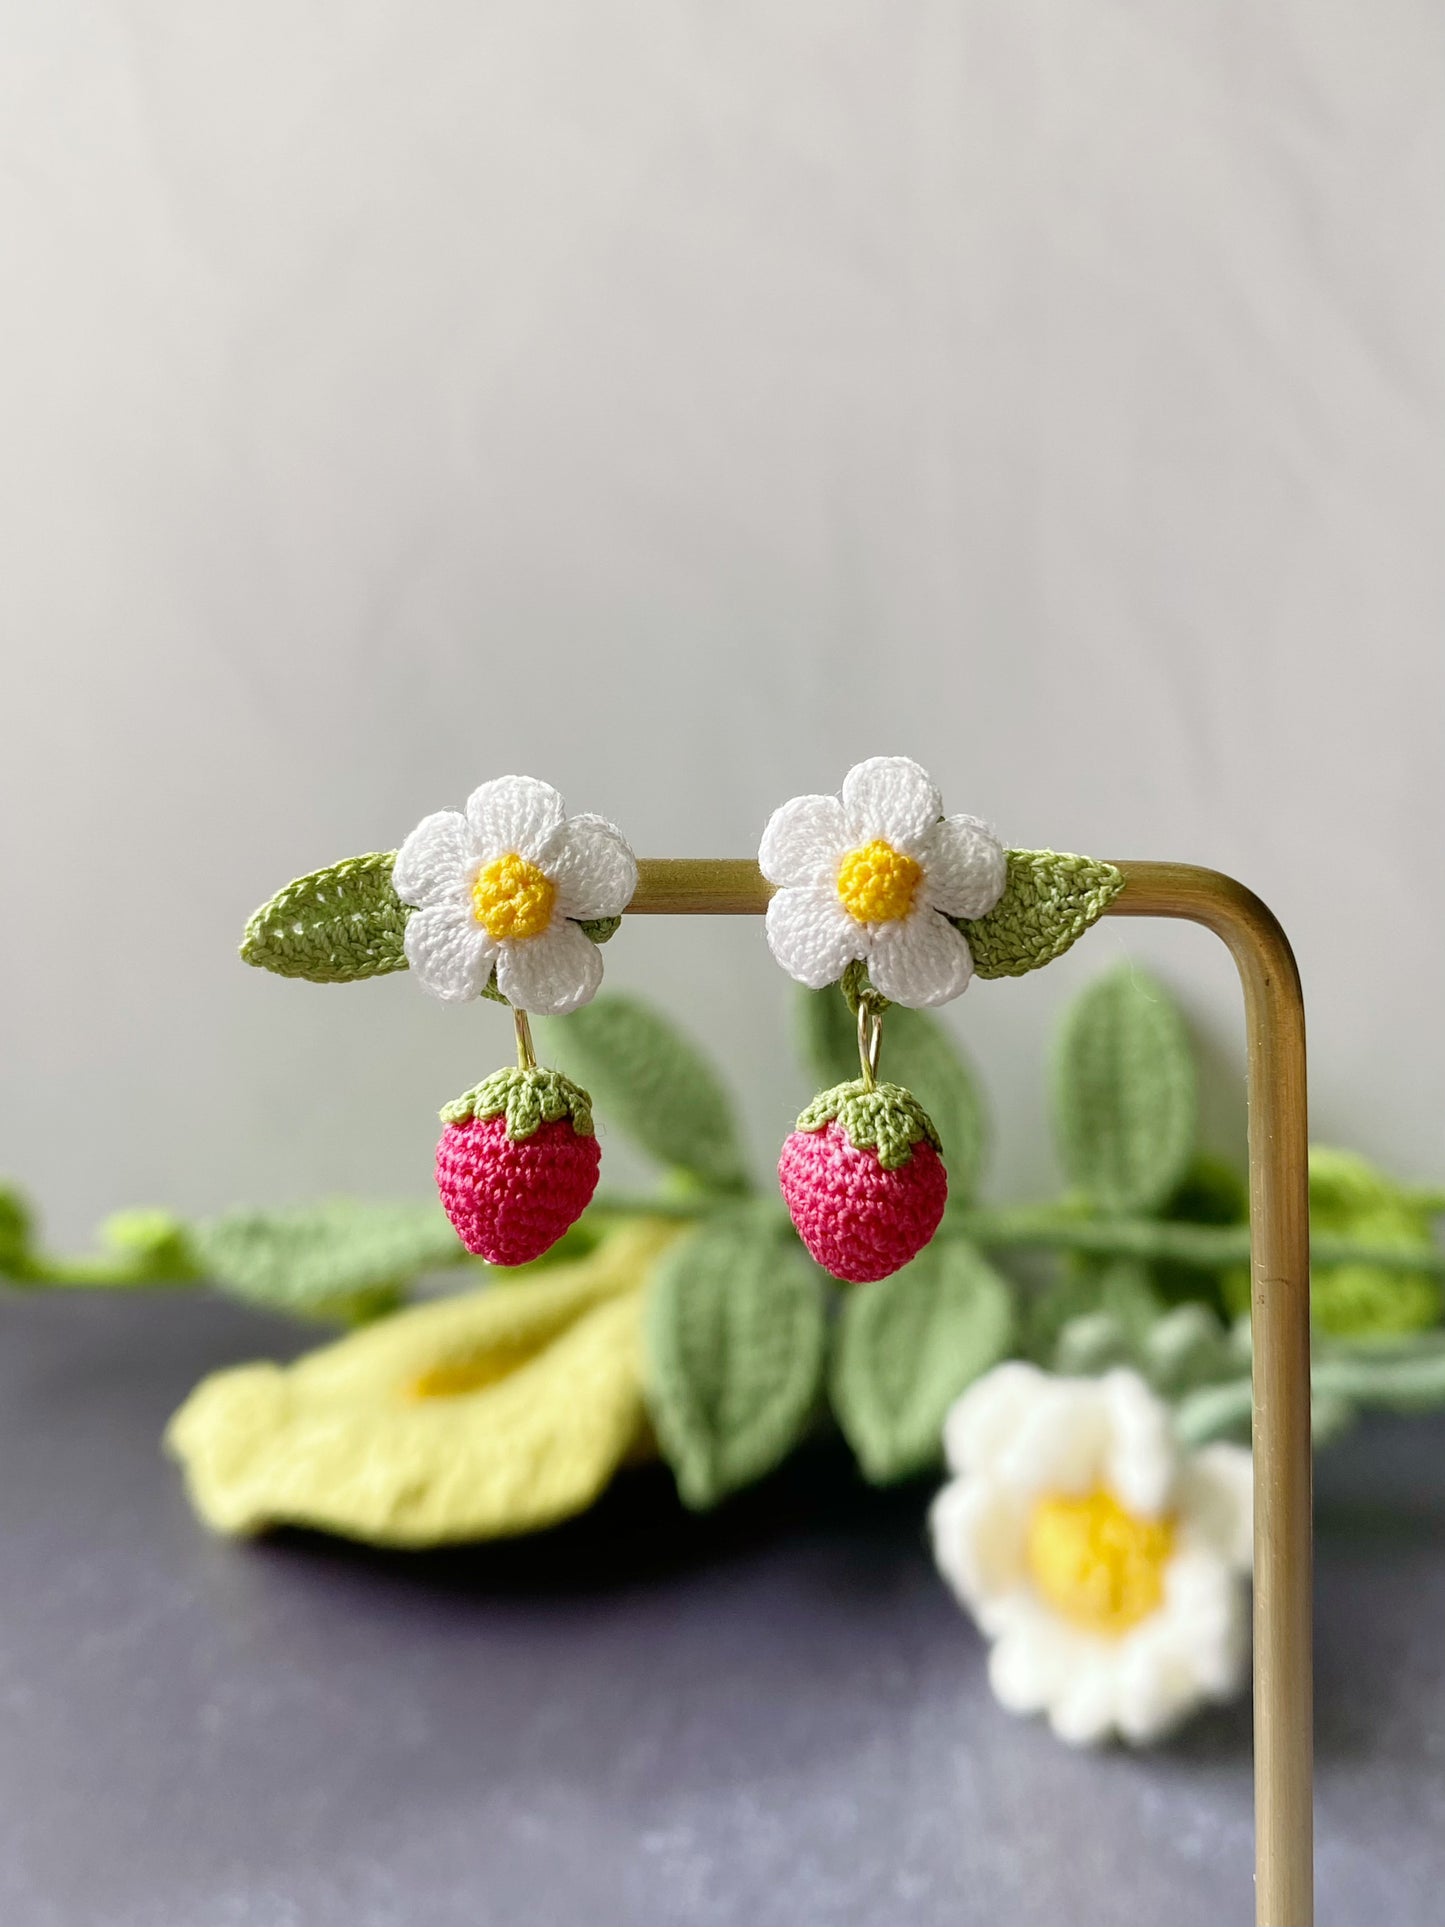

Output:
xmin=1 ymin=2 xmax=1440 ymax=1243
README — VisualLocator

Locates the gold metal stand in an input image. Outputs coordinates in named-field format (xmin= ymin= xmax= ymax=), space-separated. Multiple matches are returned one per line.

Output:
xmin=626 ymin=857 xmax=1313 ymax=1927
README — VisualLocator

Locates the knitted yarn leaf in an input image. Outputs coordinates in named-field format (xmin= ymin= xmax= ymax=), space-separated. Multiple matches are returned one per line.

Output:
xmin=541 ymin=995 xmax=749 ymax=1193
xmin=830 ymin=1239 xmax=1014 ymax=1483
xmin=1051 ymin=967 xmax=1197 ymax=1213
xmin=0 ymin=1184 xmax=35 ymax=1271
xmin=957 ymin=850 xmax=1125 ymax=979
xmin=166 ymin=1223 xmax=673 ymax=1544
xmin=192 ymin=1199 xmax=467 ymax=1323
xmin=1030 ymin=1259 xmax=1165 ymax=1368
xmin=1230 ymin=1146 xmax=1444 ymax=1340
xmin=642 ymin=1206 xmax=828 ymax=1508
xmin=241 ymin=853 xmax=622 ymax=987
xmin=798 ymin=990 xmax=987 ymax=1203
xmin=241 ymin=853 xmax=411 ymax=983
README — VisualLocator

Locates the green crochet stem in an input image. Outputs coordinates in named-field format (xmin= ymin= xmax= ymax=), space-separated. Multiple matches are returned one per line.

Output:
xmin=1174 ymin=1341 xmax=1445 ymax=1446
xmin=4 ymin=1253 xmax=201 ymax=1291
xmin=7 ymin=1196 xmax=1441 ymax=1291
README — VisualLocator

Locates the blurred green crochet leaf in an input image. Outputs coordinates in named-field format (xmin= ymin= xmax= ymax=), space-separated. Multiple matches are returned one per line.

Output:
xmin=0 ymin=1187 xmax=202 ymax=1288
xmin=192 ymin=1199 xmax=468 ymax=1323
xmin=241 ymin=852 xmax=411 ymax=983
xmin=799 ymin=989 xmax=988 ymax=1206
xmin=542 ymin=994 xmax=750 ymax=1194
xmin=957 ymin=850 xmax=1125 ymax=979
xmin=643 ymin=1205 xmax=828 ymax=1507
xmin=1222 ymin=1147 xmax=1442 ymax=1340
xmin=1153 ymin=1155 xmax=1250 ymax=1308
xmin=1030 ymin=1257 xmax=1164 ymax=1367
xmin=0 ymin=1185 xmax=34 ymax=1272
xmin=168 ymin=1221 xmax=674 ymax=1544
xmin=831 ymin=1239 xmax=1013 ymax=1483
xmin=97 ymin=1209 xmax=199 ymax=1283
xmin=1051 ymin=965 xmax=1197 ymax=1214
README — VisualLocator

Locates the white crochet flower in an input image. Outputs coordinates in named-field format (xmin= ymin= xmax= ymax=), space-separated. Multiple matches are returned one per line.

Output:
xmin=759 ymin=756 xmax=1006 ymax=1008
xmin=392 ymin=776 xmax=636 ymax=1016
xmin=929 ymin=1363 xmax=1253 ymax=1747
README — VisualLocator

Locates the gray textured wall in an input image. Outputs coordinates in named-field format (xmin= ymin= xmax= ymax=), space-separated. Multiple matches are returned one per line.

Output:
xmin=1 ymin=3 xmax=1440 ymax=1242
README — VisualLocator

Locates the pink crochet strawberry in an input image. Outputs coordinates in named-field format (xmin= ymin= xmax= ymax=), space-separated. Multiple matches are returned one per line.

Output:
xmin=779 ymin=1080 xmax=947 ymax=1283
xmin=436 ymin=1067 xmax=600 ymax=1266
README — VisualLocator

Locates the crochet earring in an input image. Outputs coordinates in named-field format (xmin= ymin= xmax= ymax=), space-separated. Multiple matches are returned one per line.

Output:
xmin=760 ymin=755 xmax=1008 ymax=1282
xmin=392 ymin=775 xmax=638 ymax=1265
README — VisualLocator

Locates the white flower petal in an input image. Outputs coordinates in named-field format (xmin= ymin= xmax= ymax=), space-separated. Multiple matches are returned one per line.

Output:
xmin=1175 ymin=1444 xmax=1254 ymax=1571
xmin=1100 ymin=1370 xmax=1178 ymax=1517
xmin=465 ymin=775 xmax=566 ymax=861
xmin=993 ymin=1376 xmax=1112 ymax=1498
xmin=942 ymin=1362 xmax=1049 ymax=1476
xmin=1049 ymin=1666 xmax=1123 ymax=1748
xmin=392 ymin=810 xmax=476 ymax=910
xmin=1153 ymin=1552 xmax=1249 ymax=1695
xmin=988 ymin=1607 xmax=1084 ymax=1716
xmin=866 ymin=907 xmax=975 ymax=1009
xmin=759 ymin=794 xmax=849 ymax=887
xmin=919 ymin=815 xmax=1009 ymax=920
xmin=1112 ymin=1582 xmax=1248 ymax=1744
xmin=1113 ymin=1640 xmax=1203 ymax=1745
xmin=840 ymin=755 xmax=942 ymax=852
xmin=539 ymin=813 xmax=638 ymax=921
xmin=930 ymin=1476 xmax=1028 ymax=1615
xmin=403 ymin=904 xmax=495 ymax=1002
xmin=495 ymin=919 xmax=604 ymax=1016
xmin=765 ymin=885 xmax=863 ymax=989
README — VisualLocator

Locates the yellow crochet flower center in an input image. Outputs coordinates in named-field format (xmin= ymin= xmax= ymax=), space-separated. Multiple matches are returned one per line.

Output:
xmin=470 ymin=853 xmax=557 ymax=941
xmin=1026 ymin=1487 xmax=1175 ymax=1637
xmin=836 ymin=839 xmax=923 ymax=925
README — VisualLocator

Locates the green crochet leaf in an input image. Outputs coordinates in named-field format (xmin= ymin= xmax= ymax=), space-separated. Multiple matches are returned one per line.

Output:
xmin=192 ymin=1199 xmax=467 ymax=1323
xmin=96 ymin=1209 xmax=200 ymax=1283
xmin=541 ymin=995 xmax=749 ymax=1193
xmin=1030 ymin=1258 xmax=1165 ymax=1367
xmin=830 ymin=1240 xmax=1014 ymax=1483
xmin=1051 ymin=966 xmax=1198 ymax=1214
xmin=642 ymin=1206 xmax=828 ymax=1507
xmin=242 ymin=853 xmax=622 ymax=987
xmin=798 ymin=990 xmax=988 ymax=1204
xmin=957 ymin=849 xmax=1125 ymax=979
xmin=1298 ymin=1147 xmax=1440 ymax=1339
xmin=241 ymin=853 xmax=411 ymax=983
xmin=440 ymin=1066 xmax=594 ymax=1138
xmin=0 ymin=1183 xmax=34 ymax=1272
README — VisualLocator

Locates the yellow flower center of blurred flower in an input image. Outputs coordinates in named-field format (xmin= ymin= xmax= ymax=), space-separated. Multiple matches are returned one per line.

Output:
xmin=470 ymin=853 xmax=556 ymax=941
xmin=836 ymin=839 xmax=923 ymax=925
xmin=1026 ymin=1487 xmax=1175 ymax=1637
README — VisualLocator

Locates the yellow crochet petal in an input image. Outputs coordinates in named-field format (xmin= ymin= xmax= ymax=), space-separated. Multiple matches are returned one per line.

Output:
xmin=166 ymin=1220 xmax=677 ymax=1547
xmin=284 ymin=1219 xmax=674 ymax=1404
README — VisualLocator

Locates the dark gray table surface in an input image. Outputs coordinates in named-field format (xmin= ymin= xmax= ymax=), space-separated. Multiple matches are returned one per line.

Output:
xmin=1 ymin=1288 xmax=1441 ymax=1927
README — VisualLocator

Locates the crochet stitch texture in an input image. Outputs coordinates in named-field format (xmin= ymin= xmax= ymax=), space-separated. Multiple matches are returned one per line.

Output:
xmin=779 ymin=1120 xmax=947 ymax=1283
xmin=436 ymin=1115 xmax=601 ymax=1266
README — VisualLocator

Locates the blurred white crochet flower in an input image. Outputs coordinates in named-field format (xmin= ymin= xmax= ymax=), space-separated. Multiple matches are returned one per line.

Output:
xmin=393 ymin=777 xmax=636 ymax=1015
xmin=759 ymin=756 xmax=1006 ymax=1008
xmin=929 ymin=1363 xmax=1253 ymax=1747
